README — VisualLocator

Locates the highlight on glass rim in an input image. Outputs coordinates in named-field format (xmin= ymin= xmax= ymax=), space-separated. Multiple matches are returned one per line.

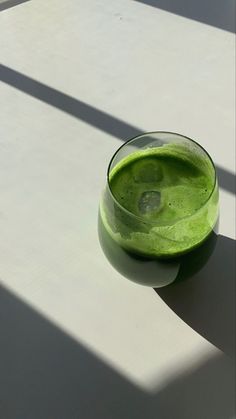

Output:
xmin=99 ymin=132 xmax=219 ymax=287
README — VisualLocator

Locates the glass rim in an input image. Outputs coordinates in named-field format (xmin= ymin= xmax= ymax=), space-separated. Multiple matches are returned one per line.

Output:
xmin=106 ymin=131 xmax=217 ymax=225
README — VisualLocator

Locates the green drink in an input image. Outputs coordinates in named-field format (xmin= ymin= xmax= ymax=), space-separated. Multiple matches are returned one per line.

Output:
xmin=99 ymin=132 xmax=219 ymax=286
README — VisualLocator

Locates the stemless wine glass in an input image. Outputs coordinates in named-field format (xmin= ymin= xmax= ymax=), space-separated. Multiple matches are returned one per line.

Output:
xmin=98 ymin=132 xmax=219 ymax=287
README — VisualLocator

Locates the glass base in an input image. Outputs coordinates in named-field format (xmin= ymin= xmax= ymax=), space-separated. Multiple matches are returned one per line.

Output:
xmin=98 ymin=211 xmax=218 ymax=288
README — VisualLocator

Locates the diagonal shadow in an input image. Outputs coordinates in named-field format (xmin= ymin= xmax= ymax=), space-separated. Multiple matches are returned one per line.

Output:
xmin=151 ymin=352 xmax=235 ymax=419
xmin=216 ymin=166 xmax=235 ymax=195
xmin=0 ymin=284 xmax=147 ymax=419
xmin=0 ymin=64 xmax=140 ymax=140
xmin=134 ymin=0 xmax=236 ymax=33
xmin=0 ymin=63 xmax=235 ymax=195
xmin=156 ymin=235 xmax=236 ymax=358
xmin=0 ymin=0 xmax=30 ymax=12
xmin=0 ymin=284 xmax=235 ymax=419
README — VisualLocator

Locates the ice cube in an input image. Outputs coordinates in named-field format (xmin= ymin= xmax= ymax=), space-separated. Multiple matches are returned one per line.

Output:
xmin=138 ymin=191 xmax=161 ymax=214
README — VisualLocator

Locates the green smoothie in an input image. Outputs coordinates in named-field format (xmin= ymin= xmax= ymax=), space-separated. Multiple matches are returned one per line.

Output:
xmin=101 ymin=143 xmax=218 ymax=258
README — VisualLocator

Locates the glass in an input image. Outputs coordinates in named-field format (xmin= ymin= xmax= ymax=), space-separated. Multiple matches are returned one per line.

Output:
xmin=98 ymin=132 xmax=219 ymax=287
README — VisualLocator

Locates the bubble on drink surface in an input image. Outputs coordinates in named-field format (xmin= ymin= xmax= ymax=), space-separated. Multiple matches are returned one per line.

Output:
xmin=138 ymin=191 xmax=161 ymax=214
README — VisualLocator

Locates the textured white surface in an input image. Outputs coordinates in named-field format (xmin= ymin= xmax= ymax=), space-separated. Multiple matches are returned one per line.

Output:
xmin=0 ymin=0 xmax=235 ymax=417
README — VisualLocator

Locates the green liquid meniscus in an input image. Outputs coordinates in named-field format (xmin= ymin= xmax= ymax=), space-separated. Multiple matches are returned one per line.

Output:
xmin=101 ymin=144 xmax=218 ymax=258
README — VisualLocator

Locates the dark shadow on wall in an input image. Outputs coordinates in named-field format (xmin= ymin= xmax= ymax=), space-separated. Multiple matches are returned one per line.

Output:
xmin=0 ymin=0 xmax=30 ymax=12
xmin=1 ymin=0 xmax=234 ymax=32
xmin=0 ymin=284 xmax=148 ymax=419
xmin=134 ymin=0 xmax=236 ymax=33
xmin=156 ymin=235 xmax=236 ymax=358
xmin=0 ymin=64 xmax=140 ymax=140
xmin=216 ymin=166 xmax=235 ymax=195
xmin=151 ymin=352 xmax=235 ymax=419
xmin=0 ymin=284 xmax=235 ymax=419
xmin=0 ymin=63 xmax=235 ymax=195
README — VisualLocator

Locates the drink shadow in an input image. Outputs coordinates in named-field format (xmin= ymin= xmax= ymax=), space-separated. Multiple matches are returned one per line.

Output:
xmin=98 ymin=213 xmax=235 ymax=357
xmin=156 ymin=234 xmax=235 ymax=358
